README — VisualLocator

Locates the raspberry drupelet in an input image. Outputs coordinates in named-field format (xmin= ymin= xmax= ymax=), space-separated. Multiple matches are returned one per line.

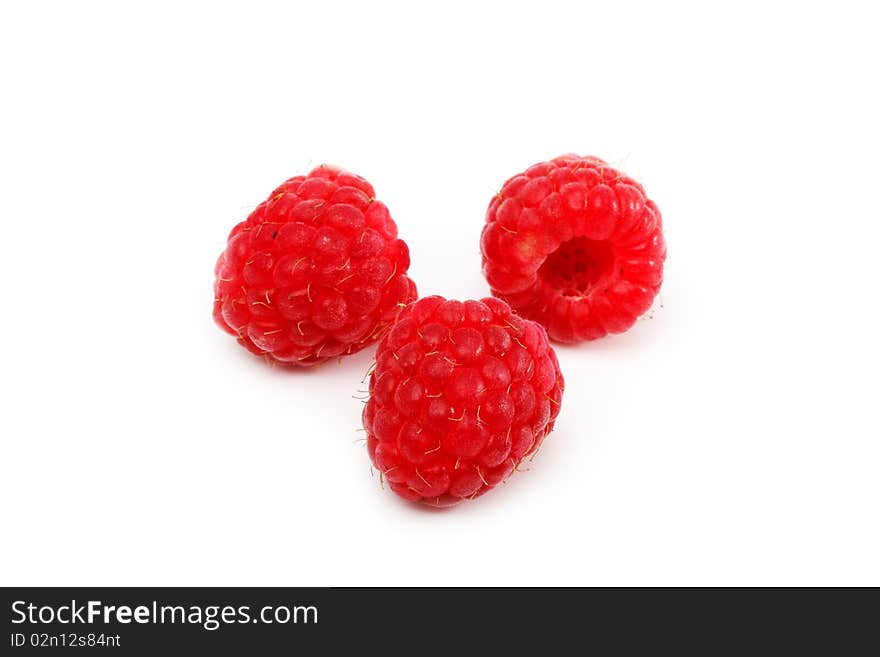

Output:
xmin=363 ymin=296 xmax=564 ymax=507
xmin=481 ymin=155 xmax=666 ymax=343
xmin=213 ymin=165 xmax=417 ymax=366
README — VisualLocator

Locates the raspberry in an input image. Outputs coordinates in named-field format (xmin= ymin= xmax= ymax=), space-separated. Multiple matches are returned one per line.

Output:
xmin=363 ymin=295 xmax=564 ymax=507
xmin=481 ymin=155 xmax=666 ymax=343
xmin=213 ymin=165 xmax=417 ymax=366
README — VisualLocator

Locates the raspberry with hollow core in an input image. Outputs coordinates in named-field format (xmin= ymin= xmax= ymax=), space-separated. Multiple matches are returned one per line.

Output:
xmin=481 ymin=154 xmax=666 ymax=343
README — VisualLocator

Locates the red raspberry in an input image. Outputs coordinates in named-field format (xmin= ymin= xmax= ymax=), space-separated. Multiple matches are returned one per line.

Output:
xmin=481 ymin=155 xmax=666 ymax=343
xmin=213 ymin=165 xmax=417 ymax=366
xmin=363 ymin=295 xmax=564 ymax=507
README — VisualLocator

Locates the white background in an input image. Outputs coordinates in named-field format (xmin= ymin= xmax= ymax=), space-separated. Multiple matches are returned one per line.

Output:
xmin=1 ymin=1 xmax=878 ymax=586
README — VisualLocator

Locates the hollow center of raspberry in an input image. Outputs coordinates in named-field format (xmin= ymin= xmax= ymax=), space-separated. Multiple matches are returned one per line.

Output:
xmin=539 ymin=237 xmax=615 ymax=296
